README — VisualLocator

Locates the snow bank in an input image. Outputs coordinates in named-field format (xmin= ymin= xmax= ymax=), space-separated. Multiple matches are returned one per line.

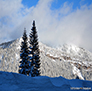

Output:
xmin=0 ymin=71 xmax=92 ymax=91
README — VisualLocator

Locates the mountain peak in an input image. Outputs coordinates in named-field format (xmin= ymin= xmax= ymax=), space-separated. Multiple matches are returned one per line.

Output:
xmin=57 ymin=43 xmax=80 ymax=53
xmin=0 ymin=38 xmax=92 ymax=80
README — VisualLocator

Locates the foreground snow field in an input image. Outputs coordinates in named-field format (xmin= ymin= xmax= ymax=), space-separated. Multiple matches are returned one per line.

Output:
xmin=0 ymin=71 xmax=92 ymax=91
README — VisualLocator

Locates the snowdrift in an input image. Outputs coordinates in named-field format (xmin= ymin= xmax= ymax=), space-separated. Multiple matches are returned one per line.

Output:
xmin=0 ymin=71 xmax=92 ymax=91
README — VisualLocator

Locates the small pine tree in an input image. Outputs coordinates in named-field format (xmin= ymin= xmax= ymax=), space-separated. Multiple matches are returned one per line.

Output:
xmin=19 ymin=29 xmax=31 ymax=75
xmin=29 ymin=21 xmax=40 ymax=77
xmin=76 ymin=76 xmax=79 ymax=79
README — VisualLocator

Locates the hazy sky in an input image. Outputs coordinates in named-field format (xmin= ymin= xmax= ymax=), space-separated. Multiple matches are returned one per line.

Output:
xmin=0 ymin=0 xmax=92 ymax=52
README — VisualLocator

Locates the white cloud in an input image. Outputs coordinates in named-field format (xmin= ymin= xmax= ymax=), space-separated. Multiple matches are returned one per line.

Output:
xmin=0 ymin=0 xmax=92 ymax=52
xmin=0 ymin=0 xmax=22 ymax=17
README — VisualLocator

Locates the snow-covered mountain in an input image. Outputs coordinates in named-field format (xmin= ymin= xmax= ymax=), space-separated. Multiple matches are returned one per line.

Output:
xmin=0 ymin=38 xmax=92 ymax=80
xmin=0 ymin=71 xmax=92 ymax=91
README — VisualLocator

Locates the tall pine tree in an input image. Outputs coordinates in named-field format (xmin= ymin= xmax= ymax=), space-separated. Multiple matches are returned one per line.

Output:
xmin=19 ymin=29 xmax=31 ymax=76
xmin=29 ymin=21 xmax=40 ymax=77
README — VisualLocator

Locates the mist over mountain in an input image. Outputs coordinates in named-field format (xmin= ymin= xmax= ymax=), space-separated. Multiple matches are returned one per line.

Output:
xmin=0 ymin=38 xmax=92 ymax=81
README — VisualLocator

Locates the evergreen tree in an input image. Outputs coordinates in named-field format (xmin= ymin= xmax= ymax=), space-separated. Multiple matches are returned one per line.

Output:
xmin=19 ymin=29 xmax=31 ymax=75
xmin=76 ymin=76 xmax=79 ymax=79
xmin=29 ymin=21 xmax=40 ymax=77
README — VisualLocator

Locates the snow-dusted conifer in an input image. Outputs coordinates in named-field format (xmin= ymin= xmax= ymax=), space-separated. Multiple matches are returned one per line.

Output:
xmin=19 ymin=29 xmax=31 ymax=75
xmin=29 ymin=21 xmax=40 ymax=77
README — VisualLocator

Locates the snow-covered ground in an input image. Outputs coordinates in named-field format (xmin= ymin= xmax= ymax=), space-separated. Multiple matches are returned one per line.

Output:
xmin=0 ymin=71 xmax=92 ymax=91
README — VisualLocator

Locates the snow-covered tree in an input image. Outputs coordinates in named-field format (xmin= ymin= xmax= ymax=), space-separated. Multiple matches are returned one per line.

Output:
xmin=19 ymin=29 xmax=31 ymax=75
xmin=29 ymin=21 xmax=40 ymax=77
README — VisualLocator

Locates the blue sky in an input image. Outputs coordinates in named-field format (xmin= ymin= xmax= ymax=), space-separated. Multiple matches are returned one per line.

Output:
xmin=51 ymin=0 xmax=92 ymax=9
xmin=21 ymin=0 xmax=92 ymax=10
xmin=22 ymin=0 xmax=39 ymax=8
xmin=0 ymin=0 xmax=92 ymax=52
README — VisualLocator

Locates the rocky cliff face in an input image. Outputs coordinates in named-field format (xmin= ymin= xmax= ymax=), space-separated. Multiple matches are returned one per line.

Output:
xmin=0 ymin=38 xmax=92 ymax=80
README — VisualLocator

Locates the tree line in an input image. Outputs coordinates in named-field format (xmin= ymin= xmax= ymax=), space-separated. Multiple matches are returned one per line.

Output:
xmin=19 ymin=20 xmax=40 ymax=77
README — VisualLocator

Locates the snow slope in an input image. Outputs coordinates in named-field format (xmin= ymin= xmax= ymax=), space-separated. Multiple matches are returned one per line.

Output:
xmin=0 ymin=71 xmax=92 ymax=91
xmin=0 ymin=38 xmax=92 ymax=80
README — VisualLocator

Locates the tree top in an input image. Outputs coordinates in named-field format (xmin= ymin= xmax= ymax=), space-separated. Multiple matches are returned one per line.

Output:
xmin=33 ymin=20 xmax=35 ymax=27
